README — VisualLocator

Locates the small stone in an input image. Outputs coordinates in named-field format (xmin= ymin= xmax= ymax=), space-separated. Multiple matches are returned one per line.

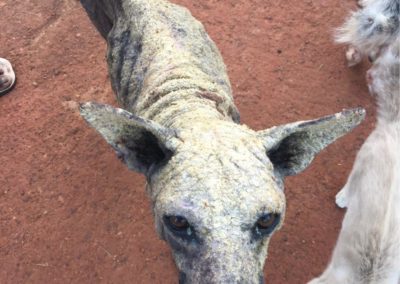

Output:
xmin=32 ymin=81 xmax=38 ymax=87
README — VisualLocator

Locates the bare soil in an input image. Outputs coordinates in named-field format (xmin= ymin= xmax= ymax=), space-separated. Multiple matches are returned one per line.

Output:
xmin=0 ymin=0 xmax=375 ymax=283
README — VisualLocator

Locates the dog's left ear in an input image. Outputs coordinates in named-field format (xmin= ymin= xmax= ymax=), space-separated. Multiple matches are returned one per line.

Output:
xmin=258 ymin=108 xmax=365 ymax=177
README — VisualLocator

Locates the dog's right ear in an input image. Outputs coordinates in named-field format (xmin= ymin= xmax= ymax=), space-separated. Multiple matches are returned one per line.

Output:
xmin=80 ymin=102 xmax=181 ymax=175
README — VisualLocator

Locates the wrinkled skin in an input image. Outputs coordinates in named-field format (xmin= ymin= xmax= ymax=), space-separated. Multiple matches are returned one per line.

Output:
xmin=151 ymin=119 xmax=284 ymax=283
xmin=79 ymin=0 xmax=365 ymax=282
xmin=81 ymin=103 xmax=364 ymax=283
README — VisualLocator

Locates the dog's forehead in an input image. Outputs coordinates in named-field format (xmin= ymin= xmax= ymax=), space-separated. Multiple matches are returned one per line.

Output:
xmin=161 ymin=122 xmax=276 ymax=193
xmin=153 ymin=122 xmax=285 ymax=224
xmin=175 ymin=120 xmax=270 ymax=162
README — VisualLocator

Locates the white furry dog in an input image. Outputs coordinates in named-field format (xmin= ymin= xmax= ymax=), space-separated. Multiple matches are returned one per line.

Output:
xmin=336 ymin=0 xmax=399 ymax=66
xmin=309 ymin=41 xmax=400 ymax=284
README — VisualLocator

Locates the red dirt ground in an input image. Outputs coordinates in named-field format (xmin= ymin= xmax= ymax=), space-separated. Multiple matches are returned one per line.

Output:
xmin=0 ymin=0 xmax=375 ymax=283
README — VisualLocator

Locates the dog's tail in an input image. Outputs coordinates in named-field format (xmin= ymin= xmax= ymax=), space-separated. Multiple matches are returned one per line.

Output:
xmin=80 ymin=0 xmax=123 ymax=39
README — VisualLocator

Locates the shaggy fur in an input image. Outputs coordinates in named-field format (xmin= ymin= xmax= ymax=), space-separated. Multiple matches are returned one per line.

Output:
xmin=335 ymin=0 xmax=399 ymax=66
xmin=309 ymin=41 xmax=400 ymax=284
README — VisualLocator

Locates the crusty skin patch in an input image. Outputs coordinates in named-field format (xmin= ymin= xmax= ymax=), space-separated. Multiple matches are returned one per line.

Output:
xmin=0 ymin=58 xmax=16 ymax=96
xmin=79 ymin=0 xmax=365 ymax=282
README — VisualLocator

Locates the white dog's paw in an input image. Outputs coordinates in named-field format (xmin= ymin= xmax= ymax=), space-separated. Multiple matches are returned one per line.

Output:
xmin=0 ymin=58 xmax=16 ymax=96
xmin=346 ymin=47 xmax=363 ymax=67
xmin=335 ymin=189 xmax=348 ymax=208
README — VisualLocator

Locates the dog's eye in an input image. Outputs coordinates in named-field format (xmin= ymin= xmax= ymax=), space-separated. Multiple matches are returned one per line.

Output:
xmin=254 ymin=213 xmax=281 ymax=236
xmin=164 ymin=215 xmax=196 ymax=242
xmin=257 ymin=214 xmax=278 ymax=229
xmin=167 ymin=216 xmax=190 ymax=231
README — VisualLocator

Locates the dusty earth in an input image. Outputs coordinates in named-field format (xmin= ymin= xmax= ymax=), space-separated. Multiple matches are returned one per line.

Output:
xmin=0 ymin=0 xmax=376 ymax=283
